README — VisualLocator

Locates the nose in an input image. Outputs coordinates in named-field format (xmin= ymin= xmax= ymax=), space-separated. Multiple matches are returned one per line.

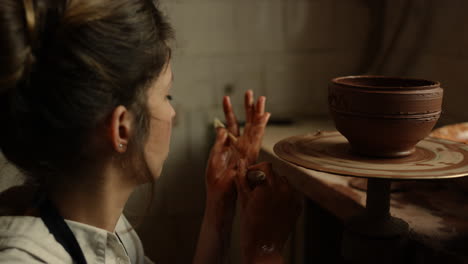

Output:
xmin=171 ymin=105 xmax=176 ymax=120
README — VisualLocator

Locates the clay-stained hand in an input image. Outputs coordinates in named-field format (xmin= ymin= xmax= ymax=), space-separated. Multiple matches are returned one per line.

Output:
xmin=223 ymin=90 xmax=271 ymax=165
xmin=235 ymin=160 xmax=302 ymax=263
xmin=204 ymin=128 xmax=240 ymax=221
xmin=194 ymin=129 xmax=240 ymax=264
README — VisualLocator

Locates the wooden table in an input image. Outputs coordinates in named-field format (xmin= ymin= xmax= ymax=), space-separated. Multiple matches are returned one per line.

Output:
xmin=260 ymin=117 xmax=468 ymax=264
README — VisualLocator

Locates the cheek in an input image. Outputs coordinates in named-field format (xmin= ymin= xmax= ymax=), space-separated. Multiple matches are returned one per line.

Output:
xmin=144 ymin=119 xmax=172 ymax=164
xmin=154 ymin=118 xmax=172 ymax=148
xmin=149 ymin=106 xmax=174 ymax=144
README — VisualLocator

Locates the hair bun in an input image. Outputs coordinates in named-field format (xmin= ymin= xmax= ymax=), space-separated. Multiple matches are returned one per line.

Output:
xmin=0 ymin=0 xmax=37 ymax=95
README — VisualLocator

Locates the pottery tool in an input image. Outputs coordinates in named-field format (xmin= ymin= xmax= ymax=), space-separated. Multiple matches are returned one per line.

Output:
xmin=213 ymin=118 xmax=238 ymax=143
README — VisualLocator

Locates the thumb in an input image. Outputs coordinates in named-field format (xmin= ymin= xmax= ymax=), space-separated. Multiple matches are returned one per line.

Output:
xmin=208 ymin=128 xmax=228 ymax=161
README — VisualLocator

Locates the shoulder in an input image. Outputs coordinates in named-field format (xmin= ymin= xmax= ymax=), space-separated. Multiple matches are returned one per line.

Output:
xmin=0 ymin=248 xmax=44 ymax=263
xmin=0 ymin=216 xmax=71 ymax=263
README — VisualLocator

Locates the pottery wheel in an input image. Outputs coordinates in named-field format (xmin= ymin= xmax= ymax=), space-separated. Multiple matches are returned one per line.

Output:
xmin=273 ymin=131 xmax=468 ymax=180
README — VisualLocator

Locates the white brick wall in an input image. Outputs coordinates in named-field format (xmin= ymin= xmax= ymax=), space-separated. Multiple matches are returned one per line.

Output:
xmin=284 ymin=0 xmax=334 ymax=51
xmin=235 ymin=0 xmax=285 ymax=53
xmin=164 ymin=2 xmax=237 ymax=54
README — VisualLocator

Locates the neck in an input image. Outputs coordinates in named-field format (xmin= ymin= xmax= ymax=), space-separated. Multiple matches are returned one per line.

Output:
xmin=48 ymin=167 xmax=136 ymax=232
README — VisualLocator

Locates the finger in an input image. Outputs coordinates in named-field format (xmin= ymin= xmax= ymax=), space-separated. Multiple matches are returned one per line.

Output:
xmin=229 ymin=133 xmax=244 ymax=152
xmin=241 ymin=118 xmax=270 ymax=165
xmin=223 ymin=96 xmax=240 ymax=136
xmin=264 ymin=112 xmax=271 ymax=125
xmin=255 ymin=96 xmax=266 ymax=116
xmin=248 ymin=112 xmax=270 ymax=137
xmin=227 ymin=132 xmax=238 ymax=144
xmin=244 ymin=90 xmax=254 ymax=123
xmin=245 ymin=90 xmax=254 ymax=106
xmin=212 ymin=128 xmax=228 ymax=155
xmin=257 ymin=112 xmax=271 ymax=127
xmin=246 ymin=112 xmax=271 ymax=145
xmin=250 ymin=112 xmax=271 ymax=137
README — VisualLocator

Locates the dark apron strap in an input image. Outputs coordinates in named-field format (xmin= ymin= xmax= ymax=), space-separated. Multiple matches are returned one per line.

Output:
xmin=39 ymin=198 xmax=88 ymax=264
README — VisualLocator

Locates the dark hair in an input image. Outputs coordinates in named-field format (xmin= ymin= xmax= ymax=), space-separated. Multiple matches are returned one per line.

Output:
xmin=0 ymin=0 xmax=173 ymax=184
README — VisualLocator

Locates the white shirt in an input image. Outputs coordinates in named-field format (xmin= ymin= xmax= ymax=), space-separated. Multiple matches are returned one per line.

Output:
xmin=0 ymin=215 xmax=154 ymax=264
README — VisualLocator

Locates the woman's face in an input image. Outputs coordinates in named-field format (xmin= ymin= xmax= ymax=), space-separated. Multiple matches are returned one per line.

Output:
xmin=143 ymin=63 xmax=175 ymax=179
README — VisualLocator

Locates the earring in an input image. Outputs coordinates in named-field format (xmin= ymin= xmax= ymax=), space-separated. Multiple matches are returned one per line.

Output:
xmin=118 ymin=143 xmax=123 ymax=148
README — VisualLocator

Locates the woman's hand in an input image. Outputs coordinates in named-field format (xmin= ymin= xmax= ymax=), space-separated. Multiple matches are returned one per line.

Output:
xmin=235 ymin=160 xmax=302 ymax=264
xmin=195 ymin=90 xmax=272 ymax=264
xmin=204 ymin=128 xmax=239 ymax=221
xmin=223 ymin=90 xmax=270 ymax=165
xmin=194 ymin=128 xmax=239 ymax=264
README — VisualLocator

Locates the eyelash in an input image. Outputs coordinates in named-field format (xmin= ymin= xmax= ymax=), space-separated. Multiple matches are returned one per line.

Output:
xmin=166 ymin=95 xmax=173 ymax=101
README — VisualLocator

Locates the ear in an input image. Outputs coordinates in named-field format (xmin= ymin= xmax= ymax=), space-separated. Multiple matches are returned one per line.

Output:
xmin=109 ymin=105 xmax=132 ymax=153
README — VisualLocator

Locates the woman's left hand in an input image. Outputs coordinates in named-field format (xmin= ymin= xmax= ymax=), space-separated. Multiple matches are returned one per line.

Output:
xmin=223 ymin=90 xmax=271 ymax=165
xmin=204 ymin=128 xmax=239 ymax=221
xmin=194 ymin=128 xmax=239 ymax=264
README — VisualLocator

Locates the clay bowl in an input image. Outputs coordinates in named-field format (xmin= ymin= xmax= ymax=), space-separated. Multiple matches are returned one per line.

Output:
xmin=329 ymin=75 xmax=443 ymax=158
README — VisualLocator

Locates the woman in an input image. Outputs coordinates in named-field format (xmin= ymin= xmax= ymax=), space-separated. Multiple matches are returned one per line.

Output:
xmin=0 ymin=0 xmax=301 ymax=263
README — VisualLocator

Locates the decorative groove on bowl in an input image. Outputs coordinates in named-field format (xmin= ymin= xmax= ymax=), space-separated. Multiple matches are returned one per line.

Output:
xmin=330 ymin=109 xmax=441 ymax=120
xmin=328 ymin=85 xmax=443 ymax=115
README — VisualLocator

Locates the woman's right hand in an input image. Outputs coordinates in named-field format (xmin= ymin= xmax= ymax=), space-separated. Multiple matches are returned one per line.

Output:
xmin=235 ymin=160 xmax=302 ymax=263
xmin=223 ymin=90 xmax=270 ymax=165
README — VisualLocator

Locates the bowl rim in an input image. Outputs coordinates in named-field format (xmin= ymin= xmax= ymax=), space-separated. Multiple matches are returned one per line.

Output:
xmin=331 ymin=75 xmax=441 ymax=90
